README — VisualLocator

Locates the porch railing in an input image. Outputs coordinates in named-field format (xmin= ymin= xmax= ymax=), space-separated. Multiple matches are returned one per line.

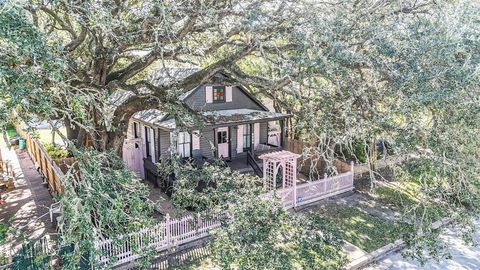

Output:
xmin=247 ymin=151 xmax=263 ymax=178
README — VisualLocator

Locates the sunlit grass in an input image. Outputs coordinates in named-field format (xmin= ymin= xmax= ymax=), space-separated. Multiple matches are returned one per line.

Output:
xmin=31 ymin=127 xmax=67 ymax=145
xmin=374 ymin=181 xmax=420 ymax=208
xmin=373 ymin=180 xmax=445 ymax=221
xmin=314 ymin=206 xmax=413 ymax=252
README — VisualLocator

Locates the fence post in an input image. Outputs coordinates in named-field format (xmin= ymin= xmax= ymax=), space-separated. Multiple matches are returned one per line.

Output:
xmin=323 ymin=173 xmax=328 ymax=193
xmin=196 ymin=213 xmax=201 ymax=235
xmin=165 ymin=214 xmax=171 ymax=251
xmin=350 ymin=161 xmax=355 ymax=187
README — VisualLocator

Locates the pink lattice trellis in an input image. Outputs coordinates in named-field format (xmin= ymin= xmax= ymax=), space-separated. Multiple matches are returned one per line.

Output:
xmin=258 ymin=150 xmax=301 ymax=191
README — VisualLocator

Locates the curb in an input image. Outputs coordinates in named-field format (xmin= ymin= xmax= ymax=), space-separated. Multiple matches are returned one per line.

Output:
xmin=344 ymin=239 xmax=405 ymax=270
xmin=344 ymin=217 xmax=452 ymax=270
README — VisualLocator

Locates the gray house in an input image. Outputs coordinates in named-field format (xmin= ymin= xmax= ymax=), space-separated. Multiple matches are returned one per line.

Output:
xmin=122 ymin=68 xmax=290 ymax=180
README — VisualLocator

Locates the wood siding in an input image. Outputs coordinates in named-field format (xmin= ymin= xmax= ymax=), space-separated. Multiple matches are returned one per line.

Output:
xmin=158 ymin=129 xmax=171 ymax=158
xmin=184 ymin=85 xmax=265 ymax=111
xmin=199 ymin=130 xmax=216 ymax=159
xmin=260 ymin=122 xmax=268 ymax=144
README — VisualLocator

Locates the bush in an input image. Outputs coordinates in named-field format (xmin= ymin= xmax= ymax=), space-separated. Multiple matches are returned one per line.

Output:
xmin=352 ymin=142 xmax=368 ymax=163
xmin=0 ymin=222 xmax=8 ymax=245
xmin=44 ymin=143 xmax=68 ymax=159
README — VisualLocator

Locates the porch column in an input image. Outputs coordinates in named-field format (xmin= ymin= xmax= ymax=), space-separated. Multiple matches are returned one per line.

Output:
xmin=228 ymin=126 xmax=232 ymax=159
xmin=280 ymin=120 xmax=285 ymax=147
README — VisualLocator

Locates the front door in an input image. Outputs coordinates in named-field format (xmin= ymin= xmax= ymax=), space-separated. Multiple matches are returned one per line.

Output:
xmin=122 ymin=138 xmax=144 ymax=178
xmin=216 ymin=127 xmax=229 ymax=158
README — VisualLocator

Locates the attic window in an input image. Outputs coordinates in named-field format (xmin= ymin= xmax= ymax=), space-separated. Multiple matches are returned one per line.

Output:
xmin=213 ymin=86 xmax=225 ymax=102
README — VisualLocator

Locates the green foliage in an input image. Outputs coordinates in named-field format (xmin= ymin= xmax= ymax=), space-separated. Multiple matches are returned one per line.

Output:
xmin=169 ymin=160 xmax=262 ymax=212
xmin=59 ymin=149 xmax=155 ymax=269
xmin=0 ymin=222 xmax=8 ymax=245
xmin=352 ymin=142 xmax=367 ymax=164
xmin=211 ymin=199 xmax=347 ymax=270
xmin=5 ymin=124 xmax=19 ymax=139
xmin=44 ymin=143 xmax=68 ymax=159
xmin=0 ymin=4 xmax=64 ymax=128
xmin=259 ymin=0 xmax=479 ymax=262
xmin=170 ymin=162 xmax=346 ymax=269
xmin=315 ymin=206 xmax=413 ymax=253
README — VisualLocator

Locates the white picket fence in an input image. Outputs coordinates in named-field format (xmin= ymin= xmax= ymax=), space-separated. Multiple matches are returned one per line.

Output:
xmin=94 ymin=212 xmax=221 ymax=267
xmin=278 ymin=168 xmax=355 ymax=210
xmin=95 ymin=169 xmax=354 ymax=267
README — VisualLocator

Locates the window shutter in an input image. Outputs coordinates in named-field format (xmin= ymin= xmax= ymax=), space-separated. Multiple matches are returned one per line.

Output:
xmin=236 ymin=125 xmax=243 ymax=153
xmin=205 ymin=86 xmax=213 ymax=103
xmin=170 ymin=132 xmax=177 ymax=156
xmin=150 ymin=128 xmax=155 ymax=162
xmin=226 ymin=86 xmax=232 ymax=102
xmin=126 ymin=121 xmax=133 ymax=139
xmin=253 ymin=123 xmax=260 ymax=149
xmin=192 ymin=130 xmax=200 ymax=150
xmin=141 ymin=125 xmax=146 ymax=158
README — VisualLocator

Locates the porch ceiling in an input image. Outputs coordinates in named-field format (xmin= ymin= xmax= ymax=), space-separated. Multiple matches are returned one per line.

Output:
xmin=134 ymin=109 xmax=290 ymax=131
xmin=201 ymin=109 xmax=290 ymax=127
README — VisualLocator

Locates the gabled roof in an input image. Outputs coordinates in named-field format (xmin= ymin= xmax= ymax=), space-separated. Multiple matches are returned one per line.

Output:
xmin=129 ymin=67 xmax=280 ymax=129
xmin=111 ymin=67 xmax=268 ymax=110
xmin=132 ymin=109 xmax=168 ymax=125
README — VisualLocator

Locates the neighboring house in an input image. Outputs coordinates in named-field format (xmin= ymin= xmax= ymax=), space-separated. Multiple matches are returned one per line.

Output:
xmin=121 ymin=68 xmax=290 ymax=181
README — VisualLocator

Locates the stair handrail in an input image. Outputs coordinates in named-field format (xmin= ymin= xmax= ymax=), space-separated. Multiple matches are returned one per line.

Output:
xmin=247 ymin=151 xmax=263 ymax=178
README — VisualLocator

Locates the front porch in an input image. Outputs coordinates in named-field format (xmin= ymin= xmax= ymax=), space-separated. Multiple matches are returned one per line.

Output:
xmin=226 ymin=145 xmax=310 ymax=183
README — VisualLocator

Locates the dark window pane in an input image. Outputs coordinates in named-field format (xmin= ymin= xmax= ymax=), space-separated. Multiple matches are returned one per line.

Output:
xmin=213 ymin=86 xmax=225 ymax=102
xmin=134 ymin=122 xmax=138 ymax=138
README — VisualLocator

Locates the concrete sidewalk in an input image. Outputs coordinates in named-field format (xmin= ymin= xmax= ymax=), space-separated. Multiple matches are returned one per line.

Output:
xmin=363 ymin=218 xmax=480 ymax=270
xmin=0 ymin=147 xmax=56 ymax=248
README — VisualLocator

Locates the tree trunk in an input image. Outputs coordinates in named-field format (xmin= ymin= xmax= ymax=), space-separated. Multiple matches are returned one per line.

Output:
xmin=86 ymin=117 xmax=129 ymax=156
xmin=369 ymin=140 xmax=377 ymax=171
xmin=65 ymin=118 xmax=79 ymax=141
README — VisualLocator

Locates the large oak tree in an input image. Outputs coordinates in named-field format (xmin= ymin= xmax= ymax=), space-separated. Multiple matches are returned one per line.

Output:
xmin=2 ymin=0 xmax=479 ymax=267
xmin=17 ymin=0 xmax=299 ymax=153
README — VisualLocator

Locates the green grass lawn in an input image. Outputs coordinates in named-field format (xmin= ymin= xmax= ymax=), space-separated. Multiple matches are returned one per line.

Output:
xmin=5 ymin=125 xmax=19 ymax=138
xmin=373 ymin=181 xmax=444 ymax=222
xmin=374 ymin=181 xmax=419 ymax=208
xmin=314 ymin=206 xmax=413 ymax=252
xmin=30 ymin=127 xmax=67 ymax=145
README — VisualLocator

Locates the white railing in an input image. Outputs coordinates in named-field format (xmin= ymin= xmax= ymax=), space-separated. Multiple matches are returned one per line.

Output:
xmin=94 ymin=212 xmax=221 ymax=267
xmin=278 ymin=166 xmax=354 ymax=210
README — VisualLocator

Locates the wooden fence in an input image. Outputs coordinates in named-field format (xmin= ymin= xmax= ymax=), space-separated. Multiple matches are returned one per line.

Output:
xmin=13 ymin=123 xmax=65 ymax=194
xmin=284 ymin=138 xmax=354 ymax=176
xmin=94 ymin=212 xmax=222 ymax=267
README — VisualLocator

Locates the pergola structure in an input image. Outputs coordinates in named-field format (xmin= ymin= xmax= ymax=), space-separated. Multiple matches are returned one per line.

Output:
xmin=258 ymin=150 xmax=301 ymax=191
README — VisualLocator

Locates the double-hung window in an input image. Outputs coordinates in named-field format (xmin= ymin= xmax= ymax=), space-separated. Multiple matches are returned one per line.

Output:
xmin=133 ymin=122 xmax=139 ymax=138
xmin=243 ymin=124 xmax=252 ymax=151
xmin=177 ymin=131 xmax=191 ymax=158
xmin=213 ymin=86 xmax=225 ymax=102
xmin=145 ymin=127 xmax=151 ymax=159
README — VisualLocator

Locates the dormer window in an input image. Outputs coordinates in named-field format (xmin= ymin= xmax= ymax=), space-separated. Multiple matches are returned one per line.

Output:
xmin=213 ymin=86 xmax=225 ymax=102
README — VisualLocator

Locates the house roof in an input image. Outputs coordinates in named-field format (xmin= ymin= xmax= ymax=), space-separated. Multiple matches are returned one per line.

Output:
xmin=107 ymin=68 xmax=199 ymax=107
xmin=133 ymin=109 xmax=290 ymax=130
xmin=110 ymin=67 xmax=268 ymax=110
xmin=132 ymin=109 xmax=168 ymax=125
xmin=202 ymin=109 xmax=289 ymax=126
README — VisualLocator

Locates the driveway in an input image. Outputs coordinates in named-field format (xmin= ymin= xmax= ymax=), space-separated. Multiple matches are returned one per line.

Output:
xmin=364 ymin=218 xmax=480 ymax=270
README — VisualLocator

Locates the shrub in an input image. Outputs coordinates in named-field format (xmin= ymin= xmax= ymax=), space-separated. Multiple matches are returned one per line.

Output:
xmin=44 ymin=143 xmax=68 ymax=159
